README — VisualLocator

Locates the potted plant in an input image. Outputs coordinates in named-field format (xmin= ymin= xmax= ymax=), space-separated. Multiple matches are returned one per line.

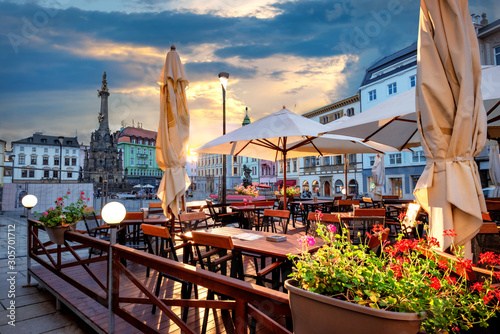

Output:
xmin=35 ymin=191 xmax=90 ymax=245
xmin=286 ymin=219 xmax=500 ymax=334
xmin=234 ymin=183 xmax=259 ymax=198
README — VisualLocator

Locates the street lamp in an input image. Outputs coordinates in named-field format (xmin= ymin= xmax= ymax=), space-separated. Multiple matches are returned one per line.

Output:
xmin=101 ymin=201 xmax=126 ymax=334
xmin=57 ymin=136 xmax=64 ymax=183
xmin=218 ymin=72 xmax=229 ymax=204
xmin=22 ymin=194 xmax=38 ymax=287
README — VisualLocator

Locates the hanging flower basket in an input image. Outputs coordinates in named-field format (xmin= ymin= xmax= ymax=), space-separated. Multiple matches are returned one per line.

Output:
xmin=45 ymin=223 xmax=77 ymax=245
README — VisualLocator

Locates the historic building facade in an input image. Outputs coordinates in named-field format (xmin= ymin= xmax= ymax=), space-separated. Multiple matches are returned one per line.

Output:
xmin=116 ymin=126 xmax=161 ymax=186
xmin=83 ymin=73 xmax=126 ymax=190
xmin=10 ymin=133 xmax=80 ymax=183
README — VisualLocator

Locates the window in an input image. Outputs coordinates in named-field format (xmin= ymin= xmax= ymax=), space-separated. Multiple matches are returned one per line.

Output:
xmin=67 ymin=172 xmax=73 ymax=178
xmin=55 ymin=148 xmax=59 ymax=154
xmin=233 ymin=156 xmax=237 ymax=162
xmin=131 ymin=147 xmax=134 ymax=154
xmin=495 ymin=46 xmax=500 ymax=65
xmin=348 ymin=154 xmax=356 ymax=164
xmin=53 ymin=170 xmax=58 ymax=178
xmin=44 ymin=148 xmax=48 ymax=153
xmin=305 ymin=157 xmax=310 ymax=168
xmin=54 ymin=157 xmax=59 ymax=165
xmin=149 ymin=159 xmax=152 ymax=166
xmin=150 ymin=149 xmax=152 ymax=156
xmin=286 ymin=161 xmax=290 ymax=172
xmin=388 ymin=82 xmax=397 ymax=95
xmin=65 ymin=149 xmax=69 ymax=154
xmin=410 ymin=75 xmax=416 ymax=87
xmin=131 ymin=158 xmax=135 ymax=165
xmin=138 ymin=139 xmax=142 ymax=144
xmin=335 ymin=180 xmax=344 ymax=194
xmin=389 ymin=153 xmax=402 ymax=164
xmin=324 ymin=156 xmax=330 ymax=165
xmin=65 ymin=157 xmax=70 ymax=166
xmin=320 ymin=116 xmax=329 ymax=124
xmin=411 ymin=175 xmax=420 ymax=190
xmin=369 ymin=90 xmax=377 ymax=101
xmin=29 ymin=170 xmax=34 ymax=178
xmin=32 ymin=147 xmax=36 ymax=152
xmin=311 ymin=157 xmax=316 ymax=166
xmin=71 ymin=157 xmax=77 ymax=166
xmin=234 ymin=167 xmax=238 ymax=174
xmin=369 ymin=156 xmax=375 ymax=166
xmin=20 ymin=147 xmax=24 ymax=151
xmin=412 ymin=151 xmax=426 ymax=163
xmin=44 ymin=170 xmax=50 ymax=178
xmin=42 ymin=157 xmax=49 ymax=165
xmin=19 ymin=156 xmax=25 ymax=164
xmin=31 ymin=156 xmax=37 ymax=164
xmin=138 ymin=148 xmax=141 ymax=154
xmin=347 ymin=108 xmax=355 ymax=116
xmin=293 ymin=159 xmax=297 ymax=172
xmin=21 ymin=170 xmax=27 ymax=178
xmin=335 ymin=156 xmax=342 ymax=165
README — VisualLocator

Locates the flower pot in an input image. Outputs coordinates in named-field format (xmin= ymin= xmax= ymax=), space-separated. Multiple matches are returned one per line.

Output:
xmin=285 ymin=279 xmax=424 ymax=334
xmin=45 ymin=223 xmax=77 ymax=245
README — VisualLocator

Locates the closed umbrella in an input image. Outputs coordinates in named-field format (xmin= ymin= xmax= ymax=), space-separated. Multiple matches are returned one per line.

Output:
xmin=414 ymin=0 xmax=487 ymax=256
xmin=156 ymin=46 xmax=190 ymax=218
xmin=371 ymin=154 xmax=385 ymax=201
xmin=489 ymin=144 xmax=500 ymax=197
xmin=195 ymin=107 xmax=393 ymax=207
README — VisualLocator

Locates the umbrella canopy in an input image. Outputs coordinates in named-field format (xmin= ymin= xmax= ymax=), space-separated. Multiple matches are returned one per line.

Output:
xmin=414 ymin=0 xmax=487 ymax=255
xmin=322 ymin=66 xmax=500 ymax=150
xmin=371 ymin=154 xmax=385 ymax=201
xmin=156 ymin=46 xmax=190 ymax=218
xmin=133 ymin=184 xmax=142 ymax=188
xmin=143 ymin=184 xmax=154 ymax=188
xmin=489 ymin=144 xmax=500 ymax=197
xmin=194 ymin=107 xmax=392 ymax=207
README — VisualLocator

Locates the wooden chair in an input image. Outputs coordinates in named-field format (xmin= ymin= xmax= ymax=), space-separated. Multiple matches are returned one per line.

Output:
xmin=353 ymin=208 xmax=386 ymax=217
xmin=179 ymin=212 xmax=210 ymax=232
xmin=260 ymin=209 xmax=291 ymax=234
xmin=82 ymin=207 xmax=110 ymax=260
xmin=306 ymin=212 xmax=343 ymax=236
xmin=345 ymin=213 xmax=385 ymax=245
xmin=206 ymin=200 xmax=239 ymax=227
xmin=122 ymin=212 xmax=147 ymax=250
xmin=337 ymin=200 xmax=360 ymax=212
xmin=190 ymin=231 xmax=239 ymax=334
xmin=382 ymin=195 xmax=400 ymax=200
xmin=148 ymin=202 xmax=163 ymax=215
xmin=361 ymin=197 xmax=375 ymax=208
xmin=141 ymin=224 xmax=193 ymax=319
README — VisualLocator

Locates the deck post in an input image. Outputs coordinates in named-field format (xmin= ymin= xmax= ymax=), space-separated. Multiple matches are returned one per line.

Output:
xmin=108 ymin=226 xmax=117 ymax=333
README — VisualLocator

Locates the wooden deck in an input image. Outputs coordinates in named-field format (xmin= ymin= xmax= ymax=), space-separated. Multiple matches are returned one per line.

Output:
xmin=27 ymin=220 xmax=300 ymax=334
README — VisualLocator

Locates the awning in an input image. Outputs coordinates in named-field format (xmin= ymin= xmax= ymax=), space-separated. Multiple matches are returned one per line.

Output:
xmin=275 ymin=180 xmax=297 ymax=188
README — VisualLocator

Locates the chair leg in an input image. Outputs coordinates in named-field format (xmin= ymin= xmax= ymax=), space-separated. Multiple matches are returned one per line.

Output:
xmin=152 ymin=273 xmax=164 ymax=314
xmin=202 ymin=290 xmax=215 ymax=334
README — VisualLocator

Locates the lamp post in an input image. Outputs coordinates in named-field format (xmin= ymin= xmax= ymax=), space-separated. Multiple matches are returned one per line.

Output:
xmin=101 ymin=201 xmax=126 ymax=334
xmin=218 ymin=72 xmax=229 ymax=204
xmin=22 ymin=194 xmax=38 ymax=287
xmin=57 ymin=136 xmax=64 ymax=183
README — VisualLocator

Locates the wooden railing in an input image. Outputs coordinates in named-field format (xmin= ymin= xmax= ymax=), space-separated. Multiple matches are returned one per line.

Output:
xmin=27 ymin=219 xmax=292 ymax=334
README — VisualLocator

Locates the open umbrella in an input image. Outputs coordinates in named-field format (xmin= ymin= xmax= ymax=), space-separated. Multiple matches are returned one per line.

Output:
xmin=414 ymin=0 xmax=487 ymax=256
xmin=195 ymin=107 xmax=394 ymax=207
xmin=371 ymin=154 xmax=385 ymax=201
xmin=488 ymin=144 xmax=500 ymax=197
xmin=322 ymin=66 xmax=500 ymax=150
xmin=156 ymin=46 xmax=190 ymax=218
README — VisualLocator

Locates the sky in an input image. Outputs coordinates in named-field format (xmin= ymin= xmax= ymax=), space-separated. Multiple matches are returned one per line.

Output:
xmin=1 ymin=0 xmax=498 ymax=152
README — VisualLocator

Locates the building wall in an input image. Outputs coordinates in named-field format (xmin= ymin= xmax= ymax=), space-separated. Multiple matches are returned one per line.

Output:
xmin=0 ymin=139 xmax=5 ymax=185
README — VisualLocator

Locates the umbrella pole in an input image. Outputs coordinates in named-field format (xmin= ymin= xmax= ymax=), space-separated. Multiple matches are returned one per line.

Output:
xmin=344 ymin=154 xmax=348 ymax=199
xmin=283 ymin=150 xmax=287 ymax=209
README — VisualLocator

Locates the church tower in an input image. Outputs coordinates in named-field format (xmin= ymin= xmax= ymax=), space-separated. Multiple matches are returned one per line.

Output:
xmin=83 ymin=73 xmax=125 ymax=190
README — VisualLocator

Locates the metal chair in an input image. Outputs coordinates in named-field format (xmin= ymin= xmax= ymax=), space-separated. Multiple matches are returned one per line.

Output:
xmin=206 ymin=200 xmax=239 ymax=227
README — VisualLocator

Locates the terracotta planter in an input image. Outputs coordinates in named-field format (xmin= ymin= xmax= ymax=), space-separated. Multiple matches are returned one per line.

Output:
xmin=45 ymin=223 xmax=77 ymax=245
xmin=285 ymin=279 xmax=424 ymax=334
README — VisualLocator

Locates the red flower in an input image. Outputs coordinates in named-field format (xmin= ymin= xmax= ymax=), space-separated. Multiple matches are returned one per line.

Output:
xmin=423 ymin=235 xmax=440 ymax=248
xmin=471 ymin=282 xmax=484 ymax=293
xmin=437 ymin=259 xmax=450 ymax=270
xmin=372 ymin=224 xmax=385 ymax=233
xmin=398 ymin=212 xmax=406 ymax=221
xmin=443 ymin=229 xmax=457 ymax=238
xmin=479 ymin=252 xmax=500 ymax=266
xmin=81 ymin=191 xmax=85 ymax=195
xmin=67 ymin=191 xmax=71 ymax=194
xmin=429 ymin=277 xmax=441 ymax=290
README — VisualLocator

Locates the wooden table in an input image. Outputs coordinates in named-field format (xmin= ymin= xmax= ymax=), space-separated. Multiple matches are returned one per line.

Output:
xmin=180 ymin=227 xmax=323 ymax=285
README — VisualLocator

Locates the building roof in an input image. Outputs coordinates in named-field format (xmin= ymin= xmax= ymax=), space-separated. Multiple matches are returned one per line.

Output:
xmin=242 ymin=107 xmax=251 ymax=126
xmin=302 ymin=94 xmax=359 ymax=118
xmin=478 ymin=18 xmax=500 ymax=38
xmin=361 ymin=43 xmax=417 ymax=87
xmin=12 ymin=133 xmax=80 ymax=147
xmin=116 ymin=126 xmax=157 ymax=143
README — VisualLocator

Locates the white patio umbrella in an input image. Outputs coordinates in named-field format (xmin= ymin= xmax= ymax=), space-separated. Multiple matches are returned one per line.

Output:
xmin=143 ymin=184 xmax=154 ymax=188
xmin=371 ymin=154 xmax=385 ymax=201
xmin=414 ymin=0 xmax=487 ymax=256
xmin=194 ymin=107 xmax=394 ymax=207
xmin=322 ymin=66 xmax=500 ymax=151
xmin=156 ymin=46 xmax=190 ymax=218
xmin=489 ymin=144 xmax=500 ymax=197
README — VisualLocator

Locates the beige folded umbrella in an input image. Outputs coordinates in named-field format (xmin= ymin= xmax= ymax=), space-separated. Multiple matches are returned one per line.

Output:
xmin=415 ymin=0 xmax=487 ymax=256
xmin=156 ymin=46 xmax=190 ymax=218
xmin=371 ymin=154 xmax=385 ymax=201
xmin=488 ymin=144 xmax=500 ymax=197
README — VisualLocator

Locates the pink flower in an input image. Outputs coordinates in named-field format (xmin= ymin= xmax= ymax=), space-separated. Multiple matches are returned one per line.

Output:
xmin=43 ymin=212 xmax=48 ymax=216
xmin=299 ymin=236 xmax=316 ymax=246
xmin=327 ymin=224 xmax=337 ymax=233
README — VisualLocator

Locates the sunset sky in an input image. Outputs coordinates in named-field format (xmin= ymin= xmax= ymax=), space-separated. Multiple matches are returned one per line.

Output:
xmin=1 ymin=0 xmax=498 ymax=151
